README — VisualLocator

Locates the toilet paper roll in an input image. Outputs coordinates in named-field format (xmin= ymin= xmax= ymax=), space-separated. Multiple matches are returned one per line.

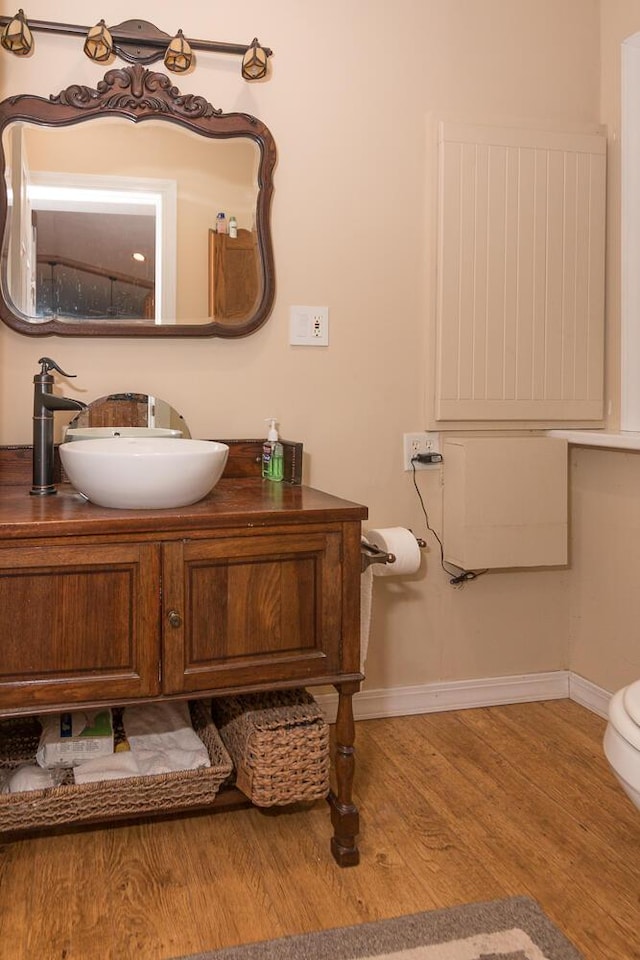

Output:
xmin=360 ymin=558 xmax=374 ymax=674
xmin=365 ymin=527 xmax=422 ymax=577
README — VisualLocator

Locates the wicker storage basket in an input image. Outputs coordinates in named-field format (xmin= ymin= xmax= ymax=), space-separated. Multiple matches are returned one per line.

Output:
xmin=0 ymin=701 xmax=233 ymax=833
xmin=210 ymin=689 xmax=330 ymax=807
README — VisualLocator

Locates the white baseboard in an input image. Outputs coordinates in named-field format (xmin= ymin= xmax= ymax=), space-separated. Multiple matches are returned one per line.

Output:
xmin=314 ymin=669 xmax=609 ymax=724
xmin=568 ymin=673 xmax=611 ymax=718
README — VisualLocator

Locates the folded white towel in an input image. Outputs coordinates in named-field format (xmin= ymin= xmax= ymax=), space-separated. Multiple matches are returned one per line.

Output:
xmin=5 ymin=763 xmax=58 ymax=793
xmin=123 ymin=702 xmax=210 ymax=776
xmin=73 ymin=751 xmax=141 ymax=785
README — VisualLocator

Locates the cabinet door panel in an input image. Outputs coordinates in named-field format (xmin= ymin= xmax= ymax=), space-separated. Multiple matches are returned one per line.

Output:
xmin=0 ymin=543 xmax=161 ymax=710
xmin=163 ymin=532 xmax=343 ymax=693
xmin=189 ymin=556 xmax=316 ymax=661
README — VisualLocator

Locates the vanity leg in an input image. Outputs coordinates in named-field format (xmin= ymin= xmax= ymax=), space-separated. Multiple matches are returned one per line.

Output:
xmin=328 ymin=681 xmax=360 ymax=867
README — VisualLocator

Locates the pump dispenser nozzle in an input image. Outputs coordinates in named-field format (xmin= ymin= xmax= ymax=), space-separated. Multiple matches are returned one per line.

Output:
xmin=265 ymin=417 xmax=279 ymax=441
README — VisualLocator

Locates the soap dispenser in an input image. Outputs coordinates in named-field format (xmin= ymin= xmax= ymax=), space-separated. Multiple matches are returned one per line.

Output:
xmin=262 ymin=418 xmax=284 ymax=482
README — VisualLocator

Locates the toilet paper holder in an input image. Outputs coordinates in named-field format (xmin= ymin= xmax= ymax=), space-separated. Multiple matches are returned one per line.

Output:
xmin=361 ymin=535 xmax=426 ymax=573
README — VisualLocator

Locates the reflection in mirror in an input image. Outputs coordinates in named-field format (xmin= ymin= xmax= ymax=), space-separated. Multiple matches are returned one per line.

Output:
xmin=28 ymin=170 xmax=169 ymax=322
xmin=3 ymin=120 xmax=260 ymax=323
xmin=5 ymin=121 xmax=259 ymax=324
xmin=0 ymin=65 xmax=276 ymax=337
xmin=66 ymin=393 xmax=191 ymax=438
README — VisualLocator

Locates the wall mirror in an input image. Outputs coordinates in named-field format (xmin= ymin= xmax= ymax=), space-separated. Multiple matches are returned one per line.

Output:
xmin=66 ymin=393 xmax=191 ymax=437
xmin=0 ymin=64 xmax=276 ymax=337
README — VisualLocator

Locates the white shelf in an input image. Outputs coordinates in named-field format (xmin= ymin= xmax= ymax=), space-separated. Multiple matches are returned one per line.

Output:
xmin=546 ymin=430 xmax=640 ymax=451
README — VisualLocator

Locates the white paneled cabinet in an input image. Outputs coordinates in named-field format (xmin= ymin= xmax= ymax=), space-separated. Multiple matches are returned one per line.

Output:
xmin=435 ymin=122 xmax=606 ymax=427
xmin=443 ymin=437 xmax=568 ymax=569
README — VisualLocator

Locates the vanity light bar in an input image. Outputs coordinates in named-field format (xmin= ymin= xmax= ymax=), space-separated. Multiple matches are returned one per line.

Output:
xmin=0 ymin=14 xmax=272 ymax=78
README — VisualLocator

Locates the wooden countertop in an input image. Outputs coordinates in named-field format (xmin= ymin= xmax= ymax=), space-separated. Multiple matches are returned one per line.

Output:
xmin=0 ymin=478 xmax=368 ymax=542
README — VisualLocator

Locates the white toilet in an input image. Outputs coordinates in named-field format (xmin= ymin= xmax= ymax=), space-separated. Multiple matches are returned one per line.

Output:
xmin=603 ymin=679 xmax=640 ymax=810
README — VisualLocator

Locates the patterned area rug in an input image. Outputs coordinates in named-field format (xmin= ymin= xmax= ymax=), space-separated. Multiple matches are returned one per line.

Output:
xmin=175 ymin=896 xmax=584 ymax=959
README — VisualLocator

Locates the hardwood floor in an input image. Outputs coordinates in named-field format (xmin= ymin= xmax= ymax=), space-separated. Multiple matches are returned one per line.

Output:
xmin=0 ymin=699 xmax=638 ymax=960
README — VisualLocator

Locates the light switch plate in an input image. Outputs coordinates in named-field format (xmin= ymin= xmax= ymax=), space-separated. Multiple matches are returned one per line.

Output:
xmin=289 ymin=306 xmax=329 ymax=346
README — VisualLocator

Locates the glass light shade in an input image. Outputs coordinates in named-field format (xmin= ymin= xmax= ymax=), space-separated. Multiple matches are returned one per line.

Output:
xmin=241 ymin=39 xmax=268 ymax=80
xmin=164 ymin=30 xmax=192 ymax=74
xmin=83 ymin=20 xmax=114 ymax=64
xmin=1 ymin=9 xmax=33 ymax=56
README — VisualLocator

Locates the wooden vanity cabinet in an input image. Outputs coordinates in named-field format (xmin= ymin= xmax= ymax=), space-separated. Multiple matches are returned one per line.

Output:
xmin=0 ymin=525 xmax=347 ymax=711
xmin=0 ymin=477 xmax=367 ymax=865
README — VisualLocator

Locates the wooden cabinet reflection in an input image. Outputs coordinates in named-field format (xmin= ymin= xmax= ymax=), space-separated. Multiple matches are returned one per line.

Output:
xmin=208 ymin=228 xmax=260 ymax=322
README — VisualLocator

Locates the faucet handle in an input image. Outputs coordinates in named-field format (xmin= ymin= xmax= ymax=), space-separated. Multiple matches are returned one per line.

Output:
xmin=37 ymin=357 xmax=77 ymax=378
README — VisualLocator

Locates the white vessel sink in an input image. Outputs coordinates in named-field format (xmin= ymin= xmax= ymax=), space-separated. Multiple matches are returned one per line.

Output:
xmin=59 ymin=438 xmax=229 ymax=509
xmin=65 ymin=426 xmax=183 ymax=440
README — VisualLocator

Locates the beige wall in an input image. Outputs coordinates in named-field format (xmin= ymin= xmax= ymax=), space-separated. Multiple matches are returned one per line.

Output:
xmin=566 ymin=1 xmax=640 ymax=693
xmin=0 ymin=1 xmax=612 ymax=693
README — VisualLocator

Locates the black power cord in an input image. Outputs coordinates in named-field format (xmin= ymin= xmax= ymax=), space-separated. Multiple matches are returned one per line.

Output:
xmin=410 ymin=459 xmax=487 ymax=586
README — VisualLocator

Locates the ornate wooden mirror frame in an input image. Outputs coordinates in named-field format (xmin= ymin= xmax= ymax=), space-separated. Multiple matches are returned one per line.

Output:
xmin=0 ymin=64 xmax=276 ymax=337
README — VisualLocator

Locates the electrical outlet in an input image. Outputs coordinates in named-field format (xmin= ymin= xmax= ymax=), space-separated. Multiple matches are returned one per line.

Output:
xmin=403 ymin=432 xmax=441 ymax=471
xmin=289 ymin=306 xmax=329 ymax=346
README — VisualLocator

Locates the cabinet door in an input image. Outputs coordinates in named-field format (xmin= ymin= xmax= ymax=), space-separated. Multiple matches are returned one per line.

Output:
xmin=208 ymin=228 xmax=259 ymax=320
xmin=162 ymin=530 xmax=344 ymax=694
xmin=0 ymin=542 xmax=161 ymax=711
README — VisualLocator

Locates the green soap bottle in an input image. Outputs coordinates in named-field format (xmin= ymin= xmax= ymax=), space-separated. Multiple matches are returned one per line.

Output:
xmin=262 ymin=418 xmax=284 ymax=482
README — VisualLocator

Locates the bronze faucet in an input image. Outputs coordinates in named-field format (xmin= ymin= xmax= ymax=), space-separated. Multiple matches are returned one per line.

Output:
xmin=31 ymin=357 xmax=87 ymax=496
